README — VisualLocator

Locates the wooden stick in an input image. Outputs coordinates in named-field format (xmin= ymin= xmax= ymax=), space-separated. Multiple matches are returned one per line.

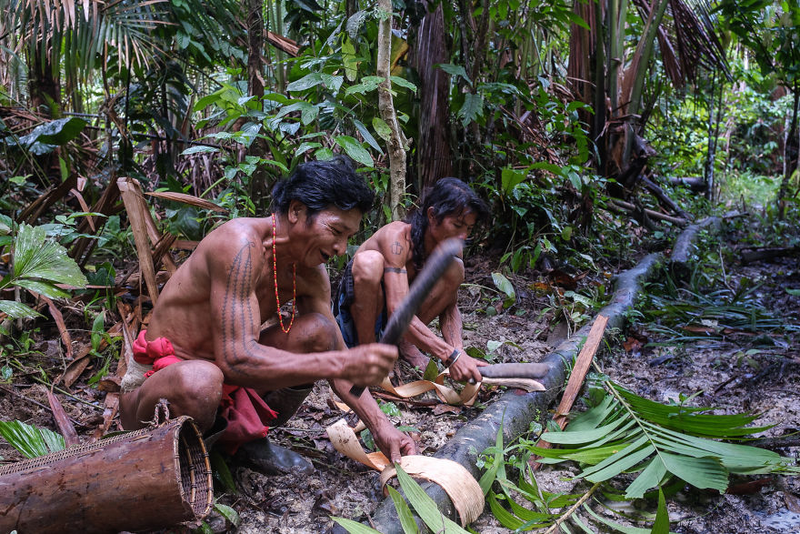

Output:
xmin=38 ymin=294 xmax=73 ymax=360
xmin=46 ymin=389 xmax=80 ymax=447
xmin=532 ymin=314 xmax=609 ymax=469
xmin=117 ymin=177 xmax=160 ymax=305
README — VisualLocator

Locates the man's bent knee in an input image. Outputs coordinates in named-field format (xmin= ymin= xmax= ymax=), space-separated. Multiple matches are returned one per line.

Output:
xmin=121 ymin=360 xmax=224 ymax=431
xmin=352 ymin=250 xmax=385 ymax=285
xmin=261 ymin=312 xmax=338 ymax=353
xmin=293 ymin=312 xmax=339 ymax=353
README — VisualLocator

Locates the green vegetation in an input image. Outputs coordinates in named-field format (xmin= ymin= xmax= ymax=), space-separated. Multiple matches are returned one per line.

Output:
xmin=1 ymin=0 xmax=800 ymax=532
xmin=480 ymin=377 xmax=799 ymax=532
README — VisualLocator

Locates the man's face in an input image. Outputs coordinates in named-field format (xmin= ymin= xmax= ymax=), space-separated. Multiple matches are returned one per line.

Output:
xmin=296 ymin=206 xmax=362 ymax=267
xmin=429 ymin=210 xmax=478 ymax=244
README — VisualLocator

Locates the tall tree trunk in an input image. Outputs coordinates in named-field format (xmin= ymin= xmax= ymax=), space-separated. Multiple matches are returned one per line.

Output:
xmin=592 ymin=1 xmax=606 ymax=173
xmin=409 ymin=1 xmax=451 ymax=190
xmin=377 ymin=0 xmax=407 ymax=220
xmin=27 ymin=50 xmax=60 ymax=117
xmin=246 ymin=0 xmax=271 ymax=209
xmin=704 ymin=72 xmax=725 ymax=201
xmin=778 ymin=82 xmax=800 ymax=212
xmin=620 ymin=0 xmax=670 ymax=167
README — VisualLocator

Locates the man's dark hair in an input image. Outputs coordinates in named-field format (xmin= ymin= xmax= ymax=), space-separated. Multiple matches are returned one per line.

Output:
xmin=271 ymin=155 xmax=374 ymax=218
xmin=406 ymin=177 xmax=490 ymax=269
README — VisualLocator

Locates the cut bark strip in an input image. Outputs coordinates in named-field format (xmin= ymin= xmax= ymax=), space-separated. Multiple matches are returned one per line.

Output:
xmin=46 ymin=389 xmax=80 ymax=447
xmin=532 ymin=314 xmax=609 ymax=468
xmin=380 ymin=456 xmax=484 ymax=527
xmin=326 ymin=420 xmax=484 ymax=527
xmin=118 ymin=177 xmax=160 ymax=305
xmin=326 ymin=418 xmax=390 ymax=471
xmin=376 ymin=374 xmax=481 ymax=405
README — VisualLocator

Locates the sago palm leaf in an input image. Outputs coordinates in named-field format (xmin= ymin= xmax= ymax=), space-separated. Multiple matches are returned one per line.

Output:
xmin=533 ymin=378 xmax=798 ymax=499
xmin=0 ymin=420 xmax=66 ymax=459
xmin=12 ymin=223 xmax=87 ymax=289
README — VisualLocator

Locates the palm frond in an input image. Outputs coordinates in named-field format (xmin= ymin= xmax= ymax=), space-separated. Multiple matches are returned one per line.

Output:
xmin=533 ymin=378 xmax=798 ymax=499
xmin=0 ymin=420 xmax=66 ymax=458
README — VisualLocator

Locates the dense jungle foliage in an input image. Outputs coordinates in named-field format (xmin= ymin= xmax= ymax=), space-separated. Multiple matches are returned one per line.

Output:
xmin=1 ymin=0 xmax=799 ymax=532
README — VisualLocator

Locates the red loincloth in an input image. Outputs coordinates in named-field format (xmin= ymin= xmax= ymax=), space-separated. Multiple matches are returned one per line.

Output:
xmin=133 ymin=330 xmax=277 ymax=453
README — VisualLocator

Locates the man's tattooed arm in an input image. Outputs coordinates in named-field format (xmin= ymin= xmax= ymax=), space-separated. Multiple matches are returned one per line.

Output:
xmin=219 ymin=241 xmax=261 ymax=370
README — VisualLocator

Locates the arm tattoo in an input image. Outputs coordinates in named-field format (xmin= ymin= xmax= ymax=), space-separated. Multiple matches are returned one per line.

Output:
xmin=220 ymin=241 xmax=259 ymax=367
xmin=390 ymin=241 xmax=404 ymax=256
xmin=384 ymin=267 xmax=407 ymax=274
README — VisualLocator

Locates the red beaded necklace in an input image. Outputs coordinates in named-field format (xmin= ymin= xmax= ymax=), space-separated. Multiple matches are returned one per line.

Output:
xmin=272 ymin=214 xmax=296 ymax=333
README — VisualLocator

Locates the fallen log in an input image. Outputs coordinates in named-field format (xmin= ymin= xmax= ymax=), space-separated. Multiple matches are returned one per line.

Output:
xmin=670 ymin=176 xmax=708 ymax=192
xmin=669 ymin=216 xmax=722 ymax=280
xmin=609 ymin=198 xmax=688 ymax=225
xmin=0 ymin=416 xmax=212 ymax=533
xmin=740 ymin=246 xmax=800 ymax=264
xmin=641 ymin=175 xmax=690 ymax=220
xmin=353 ymin=254 xmax=662 ymax=534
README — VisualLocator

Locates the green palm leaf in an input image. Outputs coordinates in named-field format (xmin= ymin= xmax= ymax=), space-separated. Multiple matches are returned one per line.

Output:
xmin=0 ymin=420 xmax=66 ymax=458
xmin=12 ymin=223 xmax=87 ymax=288
xmin=537 ymin=378 xmax=798 ymax=499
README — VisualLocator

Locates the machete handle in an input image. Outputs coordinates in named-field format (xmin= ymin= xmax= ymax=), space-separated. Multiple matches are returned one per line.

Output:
xmin=349 ymin=238 xmax=464 ymax=397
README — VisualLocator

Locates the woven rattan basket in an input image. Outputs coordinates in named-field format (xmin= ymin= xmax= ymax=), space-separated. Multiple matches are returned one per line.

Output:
xmin=0 ymin=416 xmax=212 ymax=533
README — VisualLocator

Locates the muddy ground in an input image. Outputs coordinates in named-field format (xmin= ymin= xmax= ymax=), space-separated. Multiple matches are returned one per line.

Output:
xmin=0 ymin=218 xmax=798 ymax=533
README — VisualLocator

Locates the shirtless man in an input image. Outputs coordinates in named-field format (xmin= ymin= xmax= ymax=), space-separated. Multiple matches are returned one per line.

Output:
xmin=120 ymin=156 xmax=416 ymax=473
xmin=334 ymin=178 xmax=490 ymax=384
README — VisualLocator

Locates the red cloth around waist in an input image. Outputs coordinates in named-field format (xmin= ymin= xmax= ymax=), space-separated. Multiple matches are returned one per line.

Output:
xmin=133 ymin=330 xmax=276 ymax=453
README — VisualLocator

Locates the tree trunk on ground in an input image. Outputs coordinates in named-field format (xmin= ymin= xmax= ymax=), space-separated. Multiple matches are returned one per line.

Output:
xmin=409 ymin=1 xmax=451 ymax=190
xmin=377 ymin=0 xmax=407 ymax=220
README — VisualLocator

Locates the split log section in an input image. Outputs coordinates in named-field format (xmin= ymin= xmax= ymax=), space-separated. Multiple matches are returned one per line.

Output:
xmin=0 ymin=416 xmax=212 ymax=533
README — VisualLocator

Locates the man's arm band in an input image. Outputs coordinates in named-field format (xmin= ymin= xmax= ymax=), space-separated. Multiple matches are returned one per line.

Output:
xmin=444 ymin=348 xmax=461 ymax=368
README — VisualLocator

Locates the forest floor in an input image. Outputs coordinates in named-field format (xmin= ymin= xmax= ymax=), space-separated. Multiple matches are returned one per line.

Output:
xmin=1 ymin=214 xmax=798 ymax=534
